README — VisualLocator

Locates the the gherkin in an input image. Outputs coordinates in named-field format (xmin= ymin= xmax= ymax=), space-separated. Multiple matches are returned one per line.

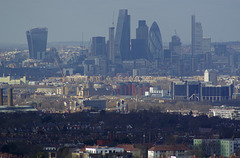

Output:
xmin=148 ymin=21 xmax=163 ymax=62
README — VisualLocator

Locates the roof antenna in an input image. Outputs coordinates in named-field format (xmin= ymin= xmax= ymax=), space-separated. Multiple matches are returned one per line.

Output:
xmin=112 ymin=11 xmax=115 ymax=27
xmin=174 ymin=29 xmax=178 ymax=36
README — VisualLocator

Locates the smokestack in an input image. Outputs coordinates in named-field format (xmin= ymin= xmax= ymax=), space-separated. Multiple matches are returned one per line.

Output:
xmin=8 ymin=88 xmax=13 ymax=107
xmin=0 ymin=88 xmax=3 ymax=106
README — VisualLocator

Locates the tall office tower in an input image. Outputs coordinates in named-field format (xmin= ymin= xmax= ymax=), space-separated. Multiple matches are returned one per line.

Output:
xmin=136 ymin=20 xmax=148 ymax=40
xmin=108 ymin=27 xmax=115 ymax=63
xmin=202 ymin=37 xmax=211 ymax=54
xmin=115 ymin=9 xmax=130 ymax=62
xmin=132 ymin=20 xmax=149 ymax=60
xmin=191 ymin=15 xmax=203 ymax=56
xmin=91 ymin=36 xmax=106 ymax=57
xmin=169 ymin=35 xmax=181 ymax=53
xmin=148 ymin=21 xmax=163 ymax=62
xmin=26 ymin=28 xmax=48 ymax=60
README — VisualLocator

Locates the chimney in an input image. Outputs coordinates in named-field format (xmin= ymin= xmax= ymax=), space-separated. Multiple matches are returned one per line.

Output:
xmin=8 ymin=88 xmax=13 ymax=106
xmin=0 ymin=88 xmax=3 ymax=106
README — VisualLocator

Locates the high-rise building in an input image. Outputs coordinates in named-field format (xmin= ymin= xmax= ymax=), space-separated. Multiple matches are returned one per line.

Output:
xmin=169 ymin=35 xmax=181 ymax=53
xmin=202 ymin=37 xmax=211 ymax=53
xmin=136 ymin=20 xmax=148 ymax=41
xmin=91 ymin=36 xmax=106 ymax=57
xmin=26 ymin=28 xmax=48 ymax=60
xmin=148 ymin=21 xmax=163 ymax=62
xmin=131 ymin=20 xmax=149 ymax=60
xmin=131 ymin=39 xmax=148 ymax=59
xmin=115 ymin=9 xmax=130 ymax=62
xmin=191 ymin=15 xmax=203 ymax=56
xmin=108 ymin=27 xmax=115 ymax=63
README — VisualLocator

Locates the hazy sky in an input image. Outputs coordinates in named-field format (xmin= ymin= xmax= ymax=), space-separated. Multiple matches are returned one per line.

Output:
xmin=0 ymin=0 xmax=239 ymax=45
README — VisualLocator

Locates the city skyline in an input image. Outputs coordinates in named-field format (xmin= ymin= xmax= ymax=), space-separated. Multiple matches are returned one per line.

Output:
xmin=0 ymin=0 xmax=240 ymax=45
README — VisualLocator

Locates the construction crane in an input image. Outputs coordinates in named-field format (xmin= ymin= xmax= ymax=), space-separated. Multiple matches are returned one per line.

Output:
xmin=54 ymin=58 xmax=65 ymax=82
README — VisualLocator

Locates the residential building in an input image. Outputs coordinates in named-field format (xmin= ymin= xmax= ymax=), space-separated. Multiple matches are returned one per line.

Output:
xmin=72 ymin=146 xmax=132 ymax=158
xmin=148 ymin=145 xmax=190 ymax=158
xmin=194 ymin=139 xmax=234 ymax=157
xmin=209 ymin=106 xmax=240 ymax=120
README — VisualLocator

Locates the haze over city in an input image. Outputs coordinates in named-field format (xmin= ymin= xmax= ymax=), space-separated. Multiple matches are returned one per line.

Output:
xmin=1 ymin=1 xmax=240 ymax=157
xmin=0 ymin=0 xmax=240 ymax=44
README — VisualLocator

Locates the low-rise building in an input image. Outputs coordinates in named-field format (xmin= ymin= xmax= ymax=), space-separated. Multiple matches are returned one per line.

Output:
xmin=0 ymin=75 xmax=26 ymax=85
xmin=194 ymin=139 xmax=234 ymax=157
xmin=148 ymin=145 xmax=190 ymax=158
xmin=209 ymin=106 xmax=240 ymax=120
xmin=72 ymin=146 xmax=132 ymax=158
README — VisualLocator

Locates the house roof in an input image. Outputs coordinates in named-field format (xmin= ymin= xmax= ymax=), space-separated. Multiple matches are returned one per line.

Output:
xmin=148 ymin=145 xmax=189 ymax=151
xmin=116 ymin=144 xmax=140 ymax=151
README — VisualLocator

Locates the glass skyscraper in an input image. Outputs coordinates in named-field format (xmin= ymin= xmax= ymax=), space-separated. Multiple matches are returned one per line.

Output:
xmin=115 ymin=9 xmax=130 ymax=62
xmin=91 ymin=36 xmax=106 ymax=57
xmin=191 ymin=15 xmax=203 ymax=56
xmin=148 ymin=21 xmax=163 ymax=62
xmin=26 ymin=28 xmax=48 ymax=60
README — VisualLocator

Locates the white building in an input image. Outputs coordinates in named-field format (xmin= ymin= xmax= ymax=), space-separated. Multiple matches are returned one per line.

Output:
xmin=148 ymin=145 xmax=189 ymax=158
xmin=209 ymin=106 xmax=240 ymax=120
xmin=145 ymin=87 xmax=169 ymax=98
xmin=85 ymin=146 xmax=124 ymax=155
xmin=204 ymin=69 xmax=217 ymax=85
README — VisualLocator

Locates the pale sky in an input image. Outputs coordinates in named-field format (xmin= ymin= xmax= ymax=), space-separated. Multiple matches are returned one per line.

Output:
xmin=0 ymin=0 xmax=239 ymax=45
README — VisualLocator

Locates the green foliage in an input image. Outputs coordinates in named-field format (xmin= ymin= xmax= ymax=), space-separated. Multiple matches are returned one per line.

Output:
xmin=57 ymin=147 xmax=72 ymax=158
xmin=0 ymin=142 xmax=43 ymax=157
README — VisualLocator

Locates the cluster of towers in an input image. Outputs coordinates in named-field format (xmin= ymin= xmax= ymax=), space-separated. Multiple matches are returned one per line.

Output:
xmin=25 ymin=10 xmax=215 ymax=76
xmin=91 ymin=9 xmax=164 ymax=66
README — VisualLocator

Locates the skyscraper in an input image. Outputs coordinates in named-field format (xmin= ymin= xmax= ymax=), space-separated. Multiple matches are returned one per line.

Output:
xmin=26 ymin=28 xmax=48 ymax=60
xmin=131 ymin=20 xmax=149 ymax=60
xmin=108 ymin=27 xmax=115 ymax=63
xmin=169 ymin=35 xmax=181 ymax=53
xmin=191 ymin=15 xmax=203 ymax=56
xmin=148 ymin=21 xmax=163 ymax=62
xmin=91 ymin=36 xmax=106 ymax=57
xmin=115 ymin=9 xmax=130 ymax=62
xmin=136 ymin=20 xmax=148 ymax=41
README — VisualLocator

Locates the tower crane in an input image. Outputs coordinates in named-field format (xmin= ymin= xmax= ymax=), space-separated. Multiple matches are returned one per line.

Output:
xmin=54 ymin=58 xmax=65 ymax=82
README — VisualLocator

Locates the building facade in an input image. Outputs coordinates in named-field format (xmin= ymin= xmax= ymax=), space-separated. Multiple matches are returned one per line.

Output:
xmin=191 ymin=15 xmax=203 ymax=56
xmin=148 ymin=21 xmax=163 ymax=63
xmin=171 ymin=80 xmax=233 ymax=101
xmin=204 ymin=69 xmax=217 ymax=85
xmin=194 ymin=139 xmax=234 ymax=157
xmin=108 ymin=27 xmax=115 ymax=63
xmin=91 ymin=36 xmax=106 ymax=57
xmin=148 ymin=145 xmax=189 ymax=158
xmin=115 ymin=9 xmax=130 ymax=62
xmin=26 ymin=27 xmax=48 ymax=60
